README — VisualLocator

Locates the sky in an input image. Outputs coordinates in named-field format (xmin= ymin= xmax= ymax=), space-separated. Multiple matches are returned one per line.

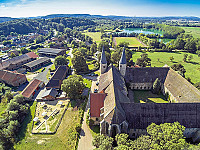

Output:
xmin=0 ymin=0 xmax=200 ymax=18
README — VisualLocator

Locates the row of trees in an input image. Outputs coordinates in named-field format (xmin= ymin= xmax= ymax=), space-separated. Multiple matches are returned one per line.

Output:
xmin=0 ymin=95 xmax=29 ymax=150
xmin=92 ymin=122 xmax=191 ymax=150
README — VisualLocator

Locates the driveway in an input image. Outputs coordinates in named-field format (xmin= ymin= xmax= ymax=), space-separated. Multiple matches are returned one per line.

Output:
xmin=78 ymin=99 xmax=95 ymax=150
xmin=33 ymin=64 xmax=52 ymax=84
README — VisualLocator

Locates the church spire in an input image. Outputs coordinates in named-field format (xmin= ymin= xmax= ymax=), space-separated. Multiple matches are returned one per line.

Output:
xmin=119 ymin=47 xmax=127 ymax=77
xmin=100 ymin=46 xmax=107 ymax=64
xmin=119 ymin=47 xmax=127 ymax=64
xmin=100 ymin=46 xmax=107 ymax=74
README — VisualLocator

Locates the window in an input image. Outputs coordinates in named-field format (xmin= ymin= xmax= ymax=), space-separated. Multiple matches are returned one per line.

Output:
xmin=103 ymin=66 xmax=105 ymax=68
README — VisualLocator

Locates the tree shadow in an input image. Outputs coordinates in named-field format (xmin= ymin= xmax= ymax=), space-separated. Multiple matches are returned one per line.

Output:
xmin=188 ymin=61 xmax=199 ymax=65
xmin=17 ymin=101 xmax=34 ymax=142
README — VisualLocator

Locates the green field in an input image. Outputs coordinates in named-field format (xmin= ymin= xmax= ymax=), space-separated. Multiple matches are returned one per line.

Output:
xmin=83 ymin=32 xmax=102 ymax=44
xmin=134 ymin=90 xmax=168 ymax=103
xmin=131 ymin=52 xmax=200 ymax=84
xmin=181 ymin=27 xmax=200 ymax=39
xmin=114 ymin=37 xmax=145 ymax=47
xmin=14 ymin=101 xmax=81 ymax=150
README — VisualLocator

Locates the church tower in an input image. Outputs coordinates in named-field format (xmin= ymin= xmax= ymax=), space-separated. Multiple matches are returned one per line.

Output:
xmin=119 ymin=47 xmax=127 ymax=77
xmin=100 ymin=46 xmax=107 ymax=74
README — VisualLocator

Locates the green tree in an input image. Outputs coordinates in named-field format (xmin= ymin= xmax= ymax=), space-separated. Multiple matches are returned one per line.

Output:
xmin=72 ymin=51 xmax=88 ymax=73
xmin=61 ymin=74 xmax=85 ymax=99
xmin=10 ymin=52 xmax=16 ymax=58
xmin=152 ymin=78 xmax=161 ymax=94
xmin=147 ymin=122 xmax=187 ymax=150
xmin=132 ymin=135 xmax=152 ymax=150
xmin=54 ymin=55 xmax=68 ymax=66
xmin=98 ymin=41 xmax=110 ymax=53
xmin=92 ymin=134 xmax=113 ymax=150
xmin=90 ymin=42 xmax=97 ymax=54
xmin=169 ymin=56 xmax=174 ymax=62
xmin=188 ymin=55 xmax=193 ymax=62
xmin=135 ymin=54 xmax=151 ymax=67
xmin=171 ymin=64 xmax=186 ymax=77
xmin=197 ymin=50 xmax=200 ymax=57
xmin=97 ymin=51 xmax=111 ymax=65
xmin=183 ymin=54 xmax=188 ymax=62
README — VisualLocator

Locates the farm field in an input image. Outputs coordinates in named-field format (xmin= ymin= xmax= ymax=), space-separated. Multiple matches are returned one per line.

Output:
xmin=181 ymin=27 xmax=200 ymax=39
xmin=83 ymin=32 xmax=101 ymax=44
xmin=131 ymin=52 xmax=200 ymax=84
xmin=134 ymin=90 xmax=167 ymax=103
xmin=113 ymin=37 xmax=146 ymax=47
xmin=14 ymin=101 xmax=81 ymax=150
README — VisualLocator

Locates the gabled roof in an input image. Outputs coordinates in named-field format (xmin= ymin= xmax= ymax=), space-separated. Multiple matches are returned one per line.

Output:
xmin=46 ymin=66 xmax=68 ymax=88
xmin=90 ymin=93 xmax=106 ymax=117
xmin=98 ymin=64 xmax=128 ymax=125
xmin=21 ymin=79 xmax=42 ymax=98
xmin=24 ymin=57 xmax=51 ymax=68
xmin=26 ymin=52 xmax=39 ymax=59
xmin=100 ymin=47 xmax=107 ymax=64
xmin=42 ymin=88 xmax=58 ymax=98
xmin=37 ymin=48 xmax=65 ymax=55
xmin=0 ymin=70 xmax=26 ymax=85
xmin=119 ymin=47 xmax=126 ymax=64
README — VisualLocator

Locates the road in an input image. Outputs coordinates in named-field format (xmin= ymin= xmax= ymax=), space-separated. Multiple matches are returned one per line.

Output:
xmin=33 ymin=64 xmax=52 ymax=84
xmin=78 ymin=99 xmax=95 ymax=150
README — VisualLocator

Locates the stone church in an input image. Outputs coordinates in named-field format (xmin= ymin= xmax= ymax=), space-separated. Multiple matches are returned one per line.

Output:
xmin=89 ymin=48 xmax=200 ymax=142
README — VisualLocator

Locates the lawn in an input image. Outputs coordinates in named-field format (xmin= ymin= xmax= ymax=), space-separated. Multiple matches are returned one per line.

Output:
xmin=181 ymin=27 xmax=200 ymax=39
xmin=14 ymin=101 xmax=81 ymax=150
xmin=113 ymin=37 xmax=145 ymax=47
xmin=67 ymin=56 xmax=72 ymax=67
xmin=131 ymin=52 xmax=200 ymax=84
xmin=134 ymin=90 xmax=168 ymax=103
xmin=83 ymin=78 xmax=92 ymax=89
xmin=83 ymin=32 xmax=102 ymax=45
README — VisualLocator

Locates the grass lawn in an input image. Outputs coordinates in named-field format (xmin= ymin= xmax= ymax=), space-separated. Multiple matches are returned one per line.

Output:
xmin=67 ymin=56 xmax=72 ymax=67
xmin=134 ymin=90 xmax=168 ymax=103
xmin=131 ymin=52 xmax=200 ymax=84
xmin=114 ymin=37 xmax=145 ymax=47
xmin=83 ymin=32 xmax=102 ymax=45
xmin=14 ymin=102 xmax=81 ymax=150
xmin=181 ymin=27 xmax=200 ymax=39
xmin=83 ymin=78 xmax=92 ymax=89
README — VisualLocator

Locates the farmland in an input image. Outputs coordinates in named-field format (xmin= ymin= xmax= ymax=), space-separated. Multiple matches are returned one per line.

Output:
xmin=131 ymin=52 xmax=200 ymax=84
xmin=113 ymin=37 xmax=146 ymax=47
xmin=181 ymin=27 xmax=200 ymax=39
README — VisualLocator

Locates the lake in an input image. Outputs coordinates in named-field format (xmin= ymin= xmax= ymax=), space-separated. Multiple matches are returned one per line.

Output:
xmin=122 ymin=28 xmax=163 ymax=36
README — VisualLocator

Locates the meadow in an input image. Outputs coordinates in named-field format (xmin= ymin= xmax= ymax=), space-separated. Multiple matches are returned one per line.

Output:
xmin=131 ymin=52 xmax=200 ymax=84
xmin=181 ymin=27 xmax=200 ymax=39
xmin=83 ymin=32 xmax=102 ymax=45
xmin=113 ymin=37 xmax=145 ymax=47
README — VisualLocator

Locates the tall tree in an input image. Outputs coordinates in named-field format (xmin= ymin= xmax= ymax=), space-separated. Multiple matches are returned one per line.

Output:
xmin=54 ymin=55 xmax=68 ymax=66
xmin=61 ymin=74 xmax=85 ymax=99
xmin=135 ymin=54 xmax=151 ymax=67
xmin=72 ymin=51 xmax=88 ymax=73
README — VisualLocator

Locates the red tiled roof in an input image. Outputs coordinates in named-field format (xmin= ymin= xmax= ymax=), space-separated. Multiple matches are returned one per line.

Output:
xmin=26 ymin=52 xmax=38 ymax=59
xmin=90 ymin=93 xmax=106 ymax=117
xmin=21 ymin=79 xmax=42 ymax=98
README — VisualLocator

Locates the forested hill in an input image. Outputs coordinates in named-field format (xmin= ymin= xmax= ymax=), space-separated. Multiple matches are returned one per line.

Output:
xmin=0 ymin=17 xmax=96 ymax=36
xmin=0 ymin=17 xmax=17 ymax=23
